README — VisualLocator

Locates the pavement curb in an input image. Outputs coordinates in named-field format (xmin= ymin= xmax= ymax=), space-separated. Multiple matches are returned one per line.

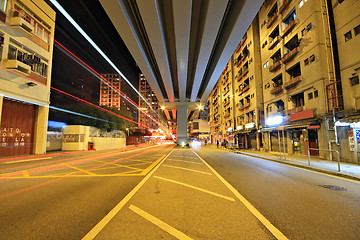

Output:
xmin=233 ymin=150 xmax=360 ymax=182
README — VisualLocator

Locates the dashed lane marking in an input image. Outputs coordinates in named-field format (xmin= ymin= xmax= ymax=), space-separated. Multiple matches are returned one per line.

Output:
xmin=191 ymin=149 xmax=289 ymax=240
xmin=153 ymin=176 xmax=235 ymax=201
xmin=129 ymin=205 xmax=192 ymax=240
xmin=162 ymin=165 xmax=212 ymax=175
xmin=166 ymin=159 xmax=203 ymax=165
xmin=81 ymin=151 xmax=173 ymax=240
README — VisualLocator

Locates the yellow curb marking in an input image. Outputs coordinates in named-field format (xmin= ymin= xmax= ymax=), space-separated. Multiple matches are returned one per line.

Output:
xmin=191 ymin=149 xmax=289 ymax=240
xmin=154 ymin=176 xmax=235 ymax=201
xmin=162 ymin=164 xmax=212 ymax=175
xmin=129 ymin=205 xmax=192 ymax=240
xmin=4 ymin=157 xmax=52 ymax=164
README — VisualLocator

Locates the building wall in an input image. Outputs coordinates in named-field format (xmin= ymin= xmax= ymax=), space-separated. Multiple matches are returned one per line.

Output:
xmin=207 ymin=0 xmax=360 ymax=163
xmin=0 ymin=0 xmax=55 ymax=156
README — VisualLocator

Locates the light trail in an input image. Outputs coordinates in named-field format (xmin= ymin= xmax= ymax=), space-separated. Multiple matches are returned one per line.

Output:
xmin=49 ymin=0 xmax=160 ymax=120
xmin=5 ymin=1 xmax=168 ymax=133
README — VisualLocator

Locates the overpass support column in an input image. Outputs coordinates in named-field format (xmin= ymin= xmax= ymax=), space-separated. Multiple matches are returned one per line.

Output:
xmin=177 ymin=105 xmax=188 ymax=145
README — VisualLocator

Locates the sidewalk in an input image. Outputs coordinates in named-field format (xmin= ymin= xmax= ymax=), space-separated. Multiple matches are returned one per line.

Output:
xmin=210 ymin=144 xmax=360 ymax=182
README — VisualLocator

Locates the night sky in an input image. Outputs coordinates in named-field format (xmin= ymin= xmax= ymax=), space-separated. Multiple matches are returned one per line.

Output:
xmin=47 ymin=0 xmax=141 ymax=110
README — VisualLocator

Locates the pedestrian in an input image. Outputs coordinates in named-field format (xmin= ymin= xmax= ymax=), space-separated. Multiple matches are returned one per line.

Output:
xmin=216 ymin=140 xmax=219 ymax=148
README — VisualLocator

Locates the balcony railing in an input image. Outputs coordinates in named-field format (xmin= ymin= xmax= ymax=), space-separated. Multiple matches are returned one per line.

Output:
xmin=237 ymin=68 xmax=249 ymax=82
xmin=270 ymin=85 xmax=283 ymax=94
xmin=244 ymin=102 xmax=250 ymax=108
xmin=267 ymin=13 xmax=278 ymax=29
xmin=224 ymin=101 xmax=230 ymax=107
xmin=269 ymin=61 xmax=281 ymax=72
xmin=236 ymin=35 xmax=248 ymax=53
xmin=287 ymin=106 xmax=304 ymax=115
xmin=268 ymin=36 xmax=281 ymax=50
xmin=282 ymin=47 xmax=299 ymax=64
xmin=10 ymin=16 xmax=35 ymax=37
xmin=222 ymin=77 xmax=229 ymax=85
xmin=239 ymin=105 xmax=245 ymax=111
xmin=284 ymin=76 xmax=301 ymax=89
xmin=282 ymin=19 xmax=297 ymax=38
xmin=5 ymin=59 xmax=31 ymax=76
xmin=223 ymin=89 xmax=230 ymax=96
xmin=279 ymin=0 xmax=292 ymax=14
xmin=224 ymin=113 xmax=231 ymax=118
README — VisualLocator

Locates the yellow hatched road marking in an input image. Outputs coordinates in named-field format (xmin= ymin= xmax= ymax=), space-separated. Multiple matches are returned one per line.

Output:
xmin=64 ymin=164 xmax=96 ymax=175
xmin=141 ymin=155 xmax=166 ymax=176
xmin=22 ymin=170 xmax=30 ymax=177
xmin=129 ymin=205 xmax=192 ymax=240
xmin=93 ymin=160 xmax=146 ymax=171
xmin=82 ymin=150 xmax=174 ymax=240
xmin=154 ymin=176 xmax=235 ymax=201
xmin=162 ymin=164 xmax=212 ymax=175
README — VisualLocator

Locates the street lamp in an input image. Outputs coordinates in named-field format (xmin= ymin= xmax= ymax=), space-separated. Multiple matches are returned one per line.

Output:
xmin=125 ymin=128 xmax=129 ymax=136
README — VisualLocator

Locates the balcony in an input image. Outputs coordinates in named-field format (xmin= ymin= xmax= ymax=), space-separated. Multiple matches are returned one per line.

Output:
xmin=265 ymin=0 xmax=275 ymax=8
xmin=239 ymin=105 xmax=245 ymax=111
xmin=268 ymin=36 xmax=281 ymax=50
xmin=237 ymin=68 xmax=249 ymax=82
xmin=284 ymin=76 xmax=301 ymax=89
xmin=282 ymin=47 xmax=299 ymax=64
xmin=236 ymin=35 xmax=248 ymax=53
xmin=267 ymin=13 xmax=278 ymax=29
xmin=223 ymin=89 xmax=230 ymax=96
xmin=270 ymin=85 xmax=283 ymax=95
xmin=224 ymin=113 xmax=231 ymax=118
xmin=224 ymin=101 xmax=230 ymax=107
xmin=244 ymin=102 xmax=250 ymax=108
xmin=282 ymin=19 xmax=297 ymax=38
xmin=287 ymin=106 xmax=304 ymax=115
xmin=222 ymin=77 xmax=229 ymax=85
xmin=10 ymin=16 xmax=35 ymax=37
xmin=238 ymin=85 xmax=250 ymax=96
xmin=279 ymin=0 xmax=292 ymax=14
xmin=269 ymin=61 xmax=281 ymax=72
xmin=5 ymin=59 xmax=31 ymax=76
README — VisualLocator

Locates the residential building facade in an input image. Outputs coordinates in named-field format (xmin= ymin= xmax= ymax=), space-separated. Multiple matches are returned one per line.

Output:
xmin=0 ymin=0 xmax=55 ymax=157
xmin=207 ymin=0 xmax=360 ymax=163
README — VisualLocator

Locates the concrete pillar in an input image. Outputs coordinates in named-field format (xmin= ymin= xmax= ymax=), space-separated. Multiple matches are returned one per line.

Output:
xmin=34 ymin=105 xmax=49 ymax=154
xmin=176 ymin=105 xmax=188 ymax=145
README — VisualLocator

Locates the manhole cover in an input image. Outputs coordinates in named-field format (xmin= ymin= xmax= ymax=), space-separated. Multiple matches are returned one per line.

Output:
xmin=319 ymin=185 xmax=350 ymax=191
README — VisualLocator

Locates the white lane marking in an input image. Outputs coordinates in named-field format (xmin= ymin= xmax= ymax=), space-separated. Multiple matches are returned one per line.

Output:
xmin=81 ymin=149 xmax=174 ymax=240
xmin=154 ymin=176 xmax=235 ymax=202
xmin=4 ymin=157 xmax=52 ymax=164
xmin=191 ymin=149 xmax=289 ymax=240
xmin=167 ymin=159 xmax=203 ymax=165
xmin=129 ymin=205 xmax=192 ymax=240
xmin=162 ymin=164 xmax=212 ymax=175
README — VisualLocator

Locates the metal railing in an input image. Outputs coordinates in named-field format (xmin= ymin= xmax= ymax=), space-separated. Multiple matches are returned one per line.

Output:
xmin=308 ymin=148 xmax=341 ymax=172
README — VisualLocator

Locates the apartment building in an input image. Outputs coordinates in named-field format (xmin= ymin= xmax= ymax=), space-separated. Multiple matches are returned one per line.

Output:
xmin=138 ymin=73 xmax=160 ymax=130
xmin=330 ymin=0 xmax=360 ymax=163
xmin=207 ymin=0 xmax=360 ymax=163
xmin=0 ymin=0 xmax=55 ymax=157
xmin=208 ymin=15 xmax=263 ymax=149
xmin=259 ymin=0 xmax=341 ymax=157
xmin=99 ymin=73 xmax=138 ymax=121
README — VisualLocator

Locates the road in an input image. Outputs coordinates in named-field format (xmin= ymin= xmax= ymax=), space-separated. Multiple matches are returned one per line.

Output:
xmin=0 ymin=144 xmax=359 ymax=239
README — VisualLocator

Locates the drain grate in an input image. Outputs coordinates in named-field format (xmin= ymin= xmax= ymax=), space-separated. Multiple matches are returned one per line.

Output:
xmin=319 ymin=185 xmax=350 ymax=191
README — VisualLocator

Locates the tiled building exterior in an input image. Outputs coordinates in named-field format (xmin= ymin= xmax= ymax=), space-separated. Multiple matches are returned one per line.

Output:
xmin=208 ymin=0 xmax=360 ymax=163
xmin=0 ymin=0 xmax=55 ymax=156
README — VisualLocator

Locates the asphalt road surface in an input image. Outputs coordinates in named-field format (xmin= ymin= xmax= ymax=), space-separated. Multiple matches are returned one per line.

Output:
xmin=0 ymin=144 xmax=359 ymax=239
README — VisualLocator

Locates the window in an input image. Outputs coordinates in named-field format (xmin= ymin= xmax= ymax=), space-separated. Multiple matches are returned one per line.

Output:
xmin=345 ymin=31 xmax=352 ymax=42
xmin=354 ymin=25 xmax=360 ymax=36
xmin=314 ymin=90 xmax=318 ymax=98
xmin=265 ymin=83 xmax=270 ymax=89
xmin=307 ymin=23 xmax=312 ymax=31
xmin=299 ymin=0 xmax=304 ymax=8
xmin=350 ymin=76 xmax=359 ymax=86
xmin=308 ymin=92 xmax=313 ymax=100
xmin=304 ymin=58 xmax=309 ymax=65
xmin=309 ymin=54 xmax=315 ymax=62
